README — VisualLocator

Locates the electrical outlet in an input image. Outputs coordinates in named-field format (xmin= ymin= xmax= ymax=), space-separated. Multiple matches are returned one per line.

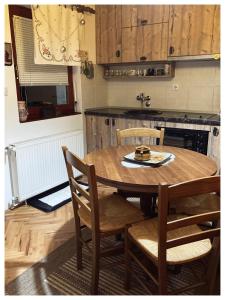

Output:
xmin=172 ymin=83 xmax=179 ymax=91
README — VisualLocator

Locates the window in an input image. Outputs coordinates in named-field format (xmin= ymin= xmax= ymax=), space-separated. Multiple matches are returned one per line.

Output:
xmin=9 ymin=5 xmax=78 ymax=122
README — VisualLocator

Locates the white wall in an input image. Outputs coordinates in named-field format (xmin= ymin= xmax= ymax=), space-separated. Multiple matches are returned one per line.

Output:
xmin=4 ymin=6 xmax=83 ymax=208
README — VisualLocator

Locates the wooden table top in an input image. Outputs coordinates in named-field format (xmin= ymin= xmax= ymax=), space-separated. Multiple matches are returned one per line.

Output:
xmin=85 ymin=145 xmax=217 ymax=193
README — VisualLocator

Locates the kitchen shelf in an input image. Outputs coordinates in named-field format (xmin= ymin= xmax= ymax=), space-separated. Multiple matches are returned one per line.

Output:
xmin=103 ymin=75 xmax=174 ymax=80
xmin=103 ymin=62 xmax=175 ymax=80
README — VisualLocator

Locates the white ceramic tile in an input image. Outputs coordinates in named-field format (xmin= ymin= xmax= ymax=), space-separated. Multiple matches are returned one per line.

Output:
xmin=212 ymin=86 xmax=220 ymax=113
xmin=187 ymin=86 xmax=214 ymax=112
xmin=165 ymin=87 xmax=188 ymax=110
xmin=79 ymin=62 xmax=220 ymax=113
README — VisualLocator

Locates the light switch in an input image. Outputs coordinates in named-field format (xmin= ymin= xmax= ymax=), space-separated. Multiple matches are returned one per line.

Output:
xmin=5 ymin=87 xmax=8 ymax=96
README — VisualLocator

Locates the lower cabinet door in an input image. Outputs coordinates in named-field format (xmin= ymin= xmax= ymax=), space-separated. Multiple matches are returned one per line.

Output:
xmin=95 ymin=116 xmax=112 ymax=150
xmin=86 ymin=115 xmax=97 ymax=153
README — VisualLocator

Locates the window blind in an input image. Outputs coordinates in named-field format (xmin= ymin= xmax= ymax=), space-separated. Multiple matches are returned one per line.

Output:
xmin=13 ymin=16 xmax=69 ymax=86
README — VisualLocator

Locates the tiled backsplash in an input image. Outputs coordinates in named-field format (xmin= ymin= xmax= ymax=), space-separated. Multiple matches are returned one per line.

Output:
xmin=79 ymin=61 xmax=220 ymax=114
xmin=107 ymin=61 xmax=220 ymax=113
xmin=80 ymin=65 xmax=108 ymax=110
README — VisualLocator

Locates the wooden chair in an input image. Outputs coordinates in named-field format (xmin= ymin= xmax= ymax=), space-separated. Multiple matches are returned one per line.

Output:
xmin=62 ymin=146 xmax=144 ymax=294
xmin=170 ymin=192 xmax=220 ymax=217
xmin=116 ymin=127 xmax=165 ymax=146
xmin=116 ymin=127 xmax=165 ymax=216
xmin=125 ymin=176 xmax=220 ymax=295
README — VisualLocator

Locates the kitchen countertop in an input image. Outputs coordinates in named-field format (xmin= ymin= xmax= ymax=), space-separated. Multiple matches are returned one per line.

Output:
xmin=84 ymin=107 xmax=220 ymax=126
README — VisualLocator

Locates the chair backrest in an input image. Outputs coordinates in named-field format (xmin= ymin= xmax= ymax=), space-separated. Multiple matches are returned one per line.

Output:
xmin=157 ymin=176 xmax=220 ymax=266
xmin=116 ymin=127 xmax=164 ymax=146
xmin=62 ymin=146 xmax=100 ymax=234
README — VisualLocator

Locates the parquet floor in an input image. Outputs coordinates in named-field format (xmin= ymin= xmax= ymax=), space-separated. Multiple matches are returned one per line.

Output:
xmin=5 ymin=201 xmax=76 ymax=285
xmin=5 ymin=184 xmax=116 ymax=285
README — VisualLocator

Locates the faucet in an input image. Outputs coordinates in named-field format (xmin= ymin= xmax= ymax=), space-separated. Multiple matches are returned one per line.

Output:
xmin=136 ymin=92 xmax=151 ymax=108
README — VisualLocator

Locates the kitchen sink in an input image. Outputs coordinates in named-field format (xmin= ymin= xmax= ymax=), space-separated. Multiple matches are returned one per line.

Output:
xmin=125 ymin=109 xmax=162 ymax=115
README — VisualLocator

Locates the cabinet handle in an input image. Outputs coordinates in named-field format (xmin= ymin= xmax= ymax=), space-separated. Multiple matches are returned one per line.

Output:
xmin=115 ymin=50 xmax=120 ymax=58
xmin=213 ymin=127 xmax=219 ymax=136
xmin=169 ymin=46 xmax=174 ymax=55
xmin=140 ymin=19 xmax=148 ymax=25
xmin=140 ymin=56 xmax=147 ymax=61
xmin=112 ymin=119 xmax=115 ymax=126
xmin=105 ymin=118 xmax=110 ymax=126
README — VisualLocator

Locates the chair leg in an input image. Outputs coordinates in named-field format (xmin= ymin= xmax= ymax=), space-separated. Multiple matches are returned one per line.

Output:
xmin=158 ymin=261 xmax=167 ymax=295
xmin=76 ymin=238 xmax=82 ymax=270
xmin=206 ymin=238 xmax=220 ymax=294
xmin=90 ymin=236 xmax=100 ymax=295
xmin=124 ymin=226 xmax=131 ymax=290
xmin=75 ymin=218 xmax=82 ymax=270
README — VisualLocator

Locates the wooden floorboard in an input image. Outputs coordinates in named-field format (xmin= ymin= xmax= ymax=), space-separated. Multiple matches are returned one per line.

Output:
xmin=5 ymin=202 xmax=76 ymax=284
xmin=5 ymin=184 xmax=116 ymax=285
xmin=5 ymin=186 xmax=220 ymax=294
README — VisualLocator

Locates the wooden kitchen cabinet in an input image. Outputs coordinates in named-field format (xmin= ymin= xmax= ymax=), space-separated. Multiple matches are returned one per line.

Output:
xmin=86 ymin=115 xmax=124 ymax=152
xmin=86 ymin=115 xmax=158 ymax=152
xmin=122 ymin=23 xmax=168 ymax=63
xmin=86 ymin=116 xmax=220 ymax=171
xmin=168 ymin=5 xmax=220 ymax=57
xmin=96 ymin=5 xmax=169 ymax=64
xmin=95 ymin=5 xmax=122 ymax=64
xmin=121 ymin=5 xmax=169 ymax=27
xmin=111 ymin=118 xmax=155 ymax=146
xmin=86 ymin=116 xmax=111 ymax=151
xmin=86 ymin=115 xmax=98 ymax=152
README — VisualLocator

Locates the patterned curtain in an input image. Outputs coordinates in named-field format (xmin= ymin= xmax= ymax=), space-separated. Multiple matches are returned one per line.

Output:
xmin=31 ymin=5 xmax=88 ymax=66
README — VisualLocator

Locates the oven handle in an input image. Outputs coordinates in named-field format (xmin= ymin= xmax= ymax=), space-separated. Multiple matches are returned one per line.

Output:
xmin=213 ymin=127 xmax=219 ymax=136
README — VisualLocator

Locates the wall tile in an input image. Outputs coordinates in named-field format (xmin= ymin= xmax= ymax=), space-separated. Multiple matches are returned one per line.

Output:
xmin=79 ymin=61 xmax=220 ymax=113
xmin=106 ymin=61 xmax=220 ymax=113
xmin=187 ymin=85 xmax=214 ymax=112
xmin=212 ymin=86 xmax=220 ymax=113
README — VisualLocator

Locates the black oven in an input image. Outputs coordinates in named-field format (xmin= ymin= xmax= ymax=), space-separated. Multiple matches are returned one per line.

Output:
xmin=156 ymin=127 xmax=209 ymax=155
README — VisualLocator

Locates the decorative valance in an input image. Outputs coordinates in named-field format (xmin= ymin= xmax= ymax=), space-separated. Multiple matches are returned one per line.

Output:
xmin=31 ymin=5 xmax=88 ymax=66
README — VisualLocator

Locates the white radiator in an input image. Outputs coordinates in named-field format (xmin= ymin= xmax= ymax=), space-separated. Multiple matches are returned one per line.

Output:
xmin=7 ymin=130 xmax=84 ymax=203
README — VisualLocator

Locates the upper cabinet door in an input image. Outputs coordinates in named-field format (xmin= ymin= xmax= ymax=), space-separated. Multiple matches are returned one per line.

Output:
xmin=168 ymin=5 xmax=220 ymax=56
xmin=96 ymin=5 xmax=122 ymax=64
xmin=122 ymin=5 xmax=169 ymax=27
xmin=212 ymin=5 xmax=220 ymax=54
xmin=122 ymin=23 xmax=168 ymax=63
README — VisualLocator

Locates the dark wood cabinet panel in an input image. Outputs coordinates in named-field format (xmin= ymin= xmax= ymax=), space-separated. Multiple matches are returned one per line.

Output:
xmin=121 ymin=5 xmax=169 ymax=27
xmin=122 ymin=23 xmax=168 ymax=63
xmin=168 ymin=5 xmax=220 ymax=56
xmin=96 ymin=5 xmax=122 ymax=64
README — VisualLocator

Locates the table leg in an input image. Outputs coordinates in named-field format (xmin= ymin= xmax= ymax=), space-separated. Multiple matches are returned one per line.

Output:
xmin=117 ymin=189 xmax=157 ymax=217
xmin=140 ymin=193 xmax=157 ymax=217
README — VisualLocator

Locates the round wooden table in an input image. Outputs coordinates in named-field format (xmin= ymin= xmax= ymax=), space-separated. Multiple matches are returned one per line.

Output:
xmin=85 ymin=145 xmax=217 ymax=216
xmin=85 ymin=145 xmax=217 ymax=192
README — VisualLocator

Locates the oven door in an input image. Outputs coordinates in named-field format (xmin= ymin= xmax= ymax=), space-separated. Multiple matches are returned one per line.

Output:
xmin=156 ymin=127 xmax=209 ymax=154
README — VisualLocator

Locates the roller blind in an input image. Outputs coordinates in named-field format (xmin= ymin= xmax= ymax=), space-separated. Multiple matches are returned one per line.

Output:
xmin=13 ymin=16 xmax=69 ymax=86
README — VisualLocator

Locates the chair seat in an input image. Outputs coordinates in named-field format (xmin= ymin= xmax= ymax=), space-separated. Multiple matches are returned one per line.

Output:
xmin=170 ymin=193 xmax=220 ymax=215
xmin=78 ymin=193 xmax=144 ymax=233
xmin=128 ymin=214 xmax=212 ymax=265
